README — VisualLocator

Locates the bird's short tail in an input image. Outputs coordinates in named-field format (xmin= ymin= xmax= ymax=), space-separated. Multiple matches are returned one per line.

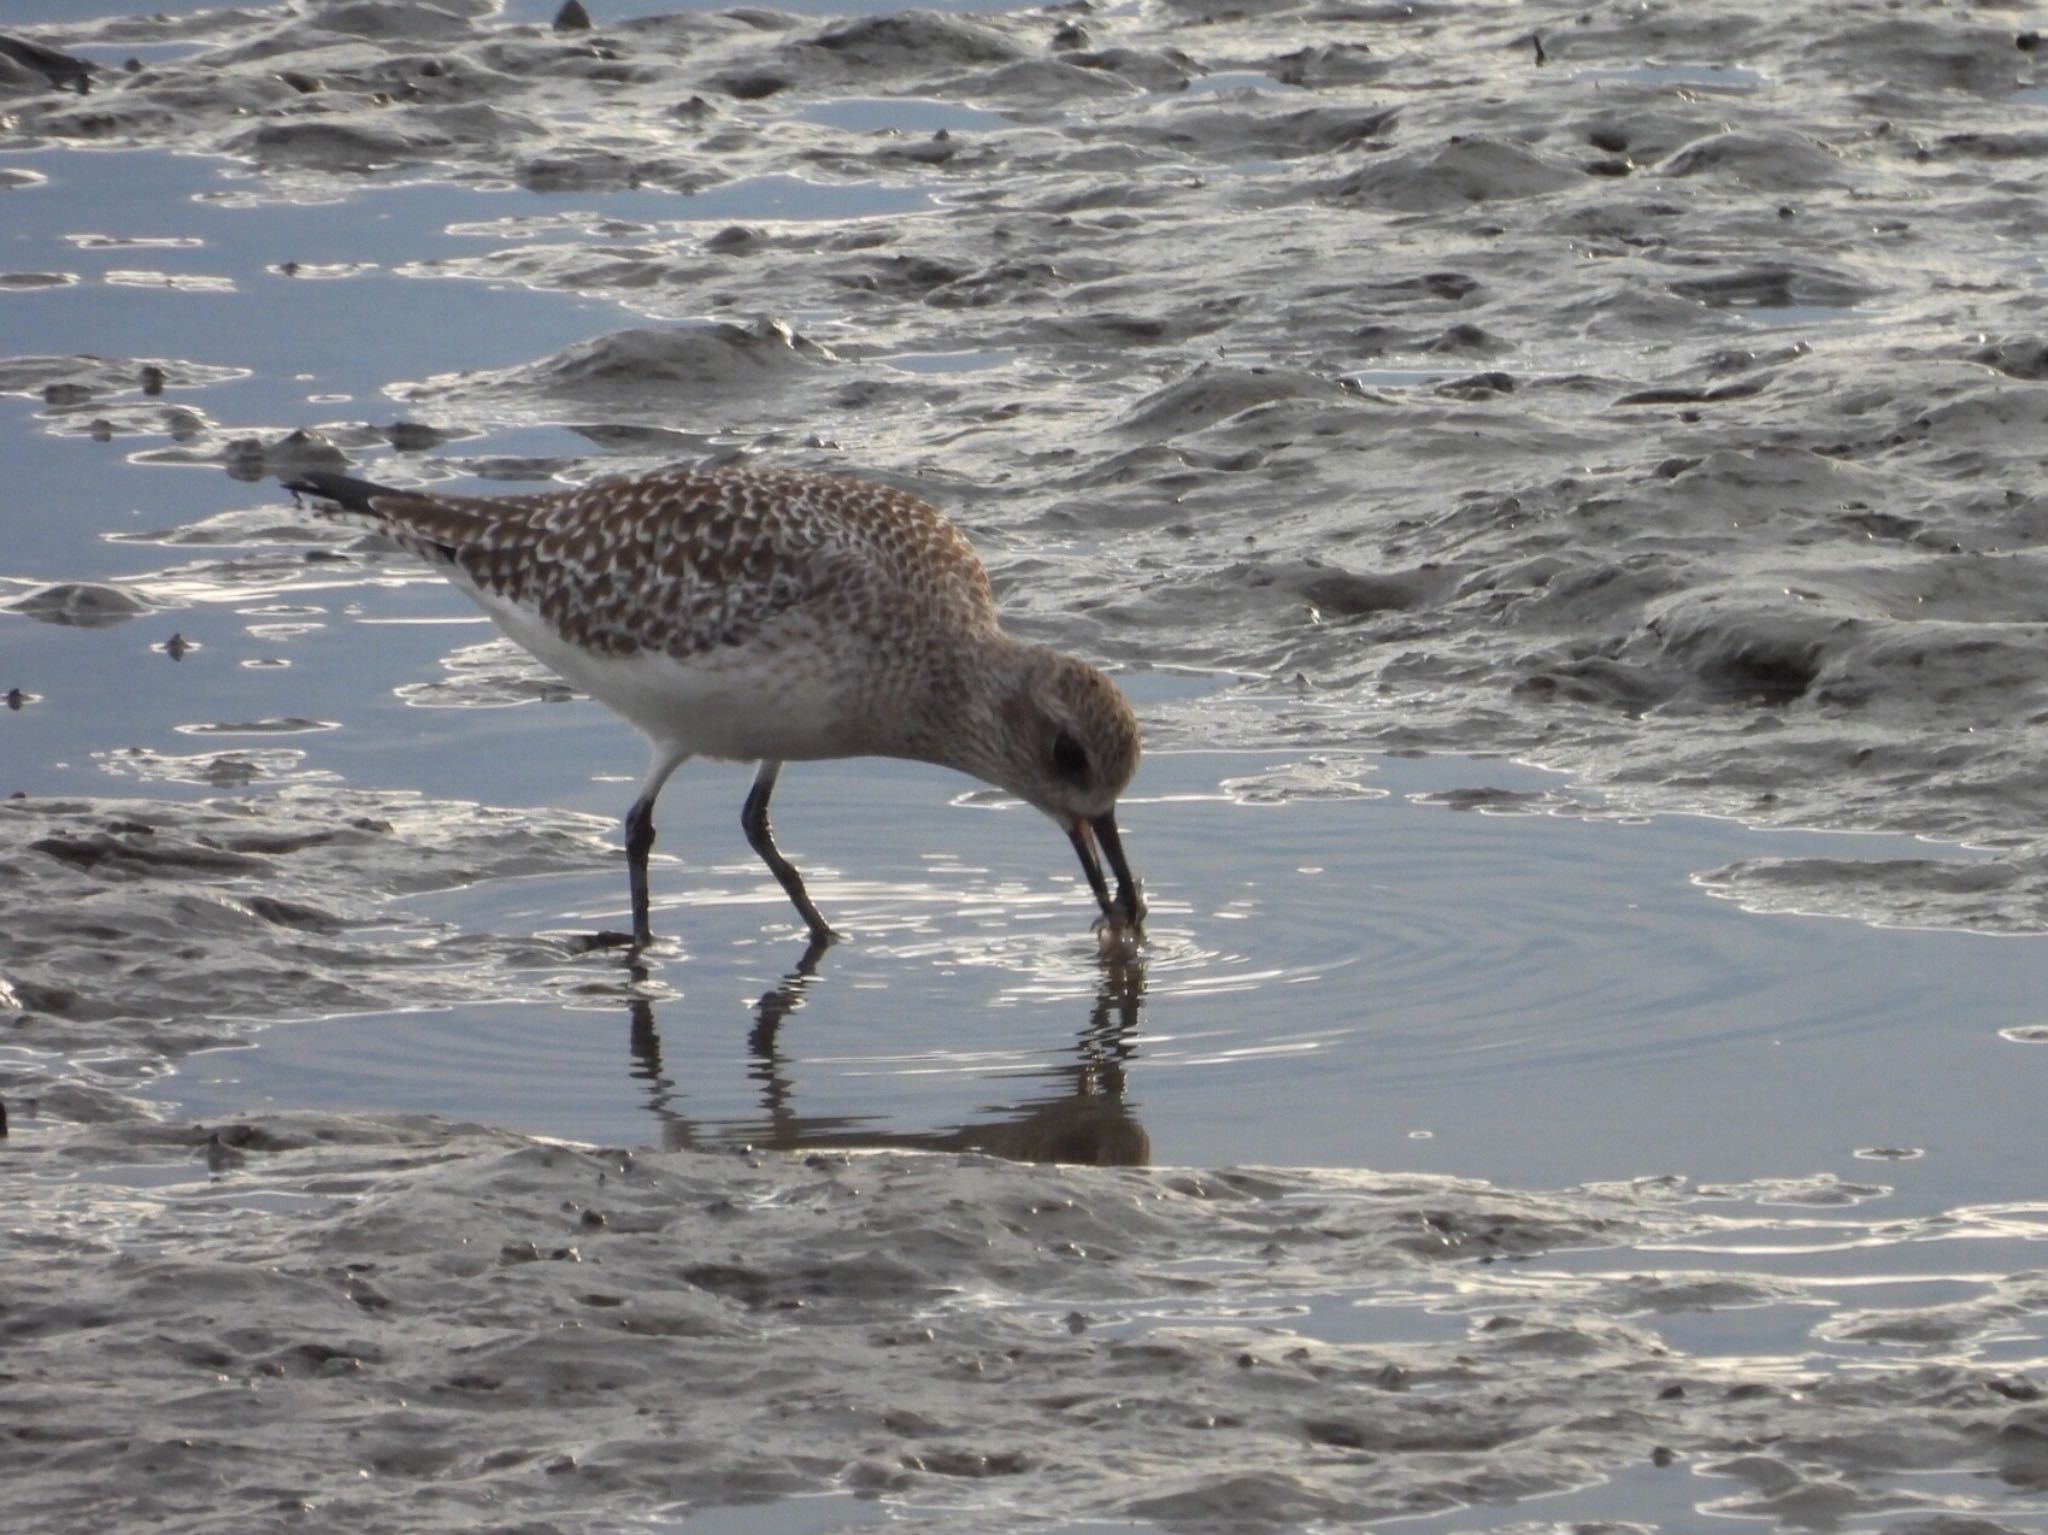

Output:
xmin=283 ymin=470 xmax=397 ymax=517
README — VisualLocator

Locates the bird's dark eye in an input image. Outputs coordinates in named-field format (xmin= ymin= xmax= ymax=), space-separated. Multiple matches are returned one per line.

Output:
xmin=1050 ymin=730 xmax=1089 ymax=785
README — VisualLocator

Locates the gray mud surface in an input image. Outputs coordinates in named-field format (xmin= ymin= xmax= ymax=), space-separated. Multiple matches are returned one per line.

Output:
xmin=2 ymin=0 xmax=2045 ymax=917
xmin=7 ymin=2 xmax=2048 ymax=1532
xmin=20 ymin=1111 xmax=2048 ymax=1535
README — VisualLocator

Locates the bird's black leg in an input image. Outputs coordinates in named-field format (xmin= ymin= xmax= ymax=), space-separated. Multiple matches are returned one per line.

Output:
xmin=742 ymin=761 xmax=838 ymax=945
xmin=582 ymin=747 xmax=685 ymax=954
xmin=625 ymin=793 xmax=658 ymax=949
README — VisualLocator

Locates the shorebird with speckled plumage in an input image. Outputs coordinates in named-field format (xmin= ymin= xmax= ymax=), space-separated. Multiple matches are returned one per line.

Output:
xmin=285 ymin=464 xmax=1146 ymax=952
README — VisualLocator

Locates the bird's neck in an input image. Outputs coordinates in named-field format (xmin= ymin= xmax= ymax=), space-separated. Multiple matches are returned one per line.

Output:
xmin=886 ymin=627 xmax=1042 ymax=790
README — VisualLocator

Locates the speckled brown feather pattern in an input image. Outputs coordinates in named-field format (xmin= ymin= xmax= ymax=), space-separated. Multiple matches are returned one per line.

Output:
xmin=297 ymin=459 xmax=1145 ymax=939
xmin=344 ymin=465 xmax=1000 ymax=665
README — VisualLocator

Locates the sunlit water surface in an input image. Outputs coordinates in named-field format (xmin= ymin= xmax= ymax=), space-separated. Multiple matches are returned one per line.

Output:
xmin=5 ymin=118 xmax=2043 ymax=1223
xmin=8 ymin=50 xmax=2048 ymax=1534
xmin=148 ymin=740 xmax=2047 ymax=1206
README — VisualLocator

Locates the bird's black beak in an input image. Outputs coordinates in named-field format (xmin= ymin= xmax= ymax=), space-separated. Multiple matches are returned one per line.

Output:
xmin=1068 ymin=809 xmax=1145 ymax=935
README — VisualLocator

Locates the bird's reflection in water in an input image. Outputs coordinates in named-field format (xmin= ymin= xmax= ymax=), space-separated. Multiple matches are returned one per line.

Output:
xmin=626 ymin=940 xmax=1149 ymax=1167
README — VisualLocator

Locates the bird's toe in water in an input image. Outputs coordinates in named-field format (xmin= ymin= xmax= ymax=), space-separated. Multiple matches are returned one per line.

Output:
xmin=573 ymin=929 xmax=643 ymax=955
xmin=1092 ymin=913 xmax=1145 ymax=958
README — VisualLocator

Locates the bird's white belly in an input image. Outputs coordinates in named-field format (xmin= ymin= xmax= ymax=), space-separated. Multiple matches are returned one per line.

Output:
xmin=472 ymin=590 xmax=857 ymax=762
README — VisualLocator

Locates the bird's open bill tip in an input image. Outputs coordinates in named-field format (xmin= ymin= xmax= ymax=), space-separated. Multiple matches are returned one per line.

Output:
xmin=1068 ymin=810 xmax=1146 ymax=943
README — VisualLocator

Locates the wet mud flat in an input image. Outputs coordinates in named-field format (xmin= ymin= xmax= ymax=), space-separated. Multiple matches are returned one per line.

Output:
xmin=125 ymin=747 xmax=2048 ymax=1204
xmin=11 ymin=748 xmax=2048 ymax=1534
xmin=6 ymin=0 xmax=2048 ymax=1531
xmin=19 ymin=1106 xmax=2048 ymax=1535
xmin=1 ymin=0 xmax=2045 ymax=921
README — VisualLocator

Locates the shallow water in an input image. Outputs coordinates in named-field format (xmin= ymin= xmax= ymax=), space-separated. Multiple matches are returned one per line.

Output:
xmin=7 ymin=2 xmax=2048 ymax=1532
xmin=151 ymin=745 xmax=2048 ymax=1208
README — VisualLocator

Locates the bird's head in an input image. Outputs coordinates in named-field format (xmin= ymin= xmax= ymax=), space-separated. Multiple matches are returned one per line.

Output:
xmin=989 ymin=649 xmax=1146 ymax=936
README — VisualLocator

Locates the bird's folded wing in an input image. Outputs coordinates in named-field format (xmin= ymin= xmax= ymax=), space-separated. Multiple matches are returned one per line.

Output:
xmin=305 ymin=472 xmax=845 ymax=661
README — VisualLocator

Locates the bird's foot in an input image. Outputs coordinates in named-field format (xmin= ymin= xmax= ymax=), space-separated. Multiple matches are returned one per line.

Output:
xmin=1092 ymin=914 xmax=1145 ymax=959
xmin=574 ymin=929 xmax=646 ymax=955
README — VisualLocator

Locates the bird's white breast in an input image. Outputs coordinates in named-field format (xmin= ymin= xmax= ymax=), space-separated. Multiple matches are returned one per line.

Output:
xmin=467 ymin=582 xmax=861 ymax=762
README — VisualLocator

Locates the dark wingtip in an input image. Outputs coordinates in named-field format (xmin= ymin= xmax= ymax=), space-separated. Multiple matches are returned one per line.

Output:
xmin=282 ymin=470 xmax=394 ymax=516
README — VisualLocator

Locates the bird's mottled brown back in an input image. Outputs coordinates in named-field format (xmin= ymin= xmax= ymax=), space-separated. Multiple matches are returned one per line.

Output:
xmin=350 ymin=465 xmax=999 ymax=662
